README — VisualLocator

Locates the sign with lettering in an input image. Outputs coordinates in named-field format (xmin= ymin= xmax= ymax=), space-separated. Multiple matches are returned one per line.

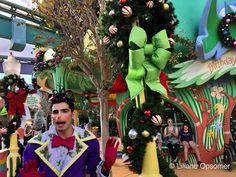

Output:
xmin=25 ymin=94 xmax=41 ymax=109
xmin=169 ymin=50 xmax=236 ymax=88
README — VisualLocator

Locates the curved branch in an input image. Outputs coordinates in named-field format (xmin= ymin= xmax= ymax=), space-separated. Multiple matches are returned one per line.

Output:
xmin=190 ymin=86 xmax=211 ymax=127
xmin=207 ymin=112 xmax=220 ymax=126
xmin=222 ymin=91 xmax=236 ymax=144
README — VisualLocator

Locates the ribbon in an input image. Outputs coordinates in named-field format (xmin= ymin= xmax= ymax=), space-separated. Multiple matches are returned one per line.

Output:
xmin=125 ymin=26 xmax=171 ymax=100
xmin=7 ymin=88 xmax=27 ymax=116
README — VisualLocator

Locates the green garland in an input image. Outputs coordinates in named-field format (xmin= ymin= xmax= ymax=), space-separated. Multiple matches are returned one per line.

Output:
xmin=0 ymin=74 xmax=29 ymax=98
xmin=0 ymin=75 xmax=28 ymax=155
xmin=122 ymin=92 xmax=177 ymax=176
xmin=218 ymin=12 xmax=236 ymax=48
xmin=98 ymin=0 xmax=179 ymax=71
xmin=122 ymin=107 xmax=158 ymax=173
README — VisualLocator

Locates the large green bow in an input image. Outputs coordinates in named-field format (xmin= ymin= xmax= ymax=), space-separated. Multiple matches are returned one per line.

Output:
xmin=125 ymin=26 xmax=171 ymax=100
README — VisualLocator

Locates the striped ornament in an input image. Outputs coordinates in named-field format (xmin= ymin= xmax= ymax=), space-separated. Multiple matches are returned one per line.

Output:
xmin=146 ymin=1 xmax=154 ymax=9
xmin=122 ymin=153 xmax=132 ymax=166
xmin=103 ymin=36 xmax=110 ymax=45
xmin=109 ymin=25 xmax=118 ymax=34
xmin=122 ymin=6 xmax=132 ymax=17
xmin=151 ymin=115 xmax=162 ymax=126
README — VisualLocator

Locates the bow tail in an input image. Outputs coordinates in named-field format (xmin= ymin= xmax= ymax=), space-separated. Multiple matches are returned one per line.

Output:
xmin=16 ymin=102 xmax=26 ymax=115
xmin=126 ymin=68 xmax=146 ymax=100
xmin=125 ymin=49 xmax=146 ymax=100
xmin=143 ymin=61 xmax=168 ymax=96
xmin=8 ymin=104 xmax=17 ymax=116
xmin=16 ymin=89 xmax=27 ymax=115
xmin=7 ymin=92 xmax=17 ymax=116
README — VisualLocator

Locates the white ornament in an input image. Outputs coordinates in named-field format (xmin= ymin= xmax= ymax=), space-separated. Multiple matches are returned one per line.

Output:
xmin=146 ymin=1 xmax=154 ymax=9
xmin=109 ymin=25 xmax=118 ymax=34
xmin=122 ymin=6 xmax=132 ymax=17
xmin=44 ymin=48 xmax=56 ymax=61
xmin=103 ymin=36 xmax=110 ymax=45
xmin=151 ymin=115 xmax=162 ymax=126
xmin=128 ymin=129 xmax=138 ymax=139
xmin=109 ymin=10 xmax=115 ymax=16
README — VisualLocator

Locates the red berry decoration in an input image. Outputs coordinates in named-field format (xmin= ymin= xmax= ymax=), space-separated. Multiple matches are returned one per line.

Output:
xmin=144 ymin=110 xmax=151 ymax=116
xmin=127 ymin=146 xmax=134 ymax=153
xmin=119 ymin=0 xmax=127 ymax=4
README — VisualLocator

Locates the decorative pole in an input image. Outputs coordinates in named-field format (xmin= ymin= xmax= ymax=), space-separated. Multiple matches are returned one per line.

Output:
xmin=140 ymin=141 xmax=162 ymax=177
xmin=7 ymin=132 xmax=21 ymax=177
xmin=125 ymin=26 xmax=171 ymax=177
xmin=136 ymin=88 xmax=162 ymax=177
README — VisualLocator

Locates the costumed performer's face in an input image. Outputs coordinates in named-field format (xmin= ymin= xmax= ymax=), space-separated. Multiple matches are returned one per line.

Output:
xmin=51 ymin=102 xmax=73 ymax=134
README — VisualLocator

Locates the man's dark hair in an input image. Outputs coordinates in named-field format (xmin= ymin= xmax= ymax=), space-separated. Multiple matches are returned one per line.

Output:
xmin=49 ymin=90 xmax=75 ymax=112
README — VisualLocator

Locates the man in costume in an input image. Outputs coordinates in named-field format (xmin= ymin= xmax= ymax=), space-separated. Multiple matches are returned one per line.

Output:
xmin=19 ymin=91 xmax=119 ymax=177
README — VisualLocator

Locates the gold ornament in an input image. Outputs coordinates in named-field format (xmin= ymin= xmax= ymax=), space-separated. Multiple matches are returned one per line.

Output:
xmin=142 ymin=130 xmax=150 ymax=137
xmin=163 ymin=3 xmax=169 ymax=10
xmin=117 ymin=40 xmax=124 ymax=47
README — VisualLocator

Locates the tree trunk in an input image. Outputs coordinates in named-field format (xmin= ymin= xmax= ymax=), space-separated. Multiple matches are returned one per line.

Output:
xmin=98 ymin=90 xmax=110 ymax=158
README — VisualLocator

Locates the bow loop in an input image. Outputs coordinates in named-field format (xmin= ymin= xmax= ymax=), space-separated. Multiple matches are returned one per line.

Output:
xmin=129 ymin=26 xmax=147 ymax=49
xmin=126 ymin=26 xmax=171 ymax=100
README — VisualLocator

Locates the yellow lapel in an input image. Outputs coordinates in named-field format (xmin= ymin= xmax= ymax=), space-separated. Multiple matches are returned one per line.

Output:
xmin=60 ymin=134 xmax=88 ymax=176
xmin=30 ymin=133 xmax=89 ymax=177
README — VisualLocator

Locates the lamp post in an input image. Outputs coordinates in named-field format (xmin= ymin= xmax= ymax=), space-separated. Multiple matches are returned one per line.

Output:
xmin=2 ymin=53 xmax=21 ymax=76
xmin=2 ymin=53 xmax=21 ymax=177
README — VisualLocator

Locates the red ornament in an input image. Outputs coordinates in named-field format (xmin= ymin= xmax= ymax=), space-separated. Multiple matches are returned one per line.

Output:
xmin=127 ymin=146 xmax=134 ymax=153
xmin=144 ymin=110 xmax=151 ymax=116
xmin=119 ymin=0 xmax=127 ymax=4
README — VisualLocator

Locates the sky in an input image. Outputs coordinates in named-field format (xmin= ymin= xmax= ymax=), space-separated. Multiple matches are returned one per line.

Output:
xmin=5 ymin=0 xmax=36 ymax=9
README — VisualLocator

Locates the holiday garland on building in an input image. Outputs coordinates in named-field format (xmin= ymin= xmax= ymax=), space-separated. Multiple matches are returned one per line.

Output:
xmin=0 ymin=75 xmax=28 ymax=156
xmin=218 ymin=12 xmax=236 ymax=48
xmin=98 ymin=0 xmax=179 ymax=70
xmin=0 ymin=74 xmax=30 ymax=113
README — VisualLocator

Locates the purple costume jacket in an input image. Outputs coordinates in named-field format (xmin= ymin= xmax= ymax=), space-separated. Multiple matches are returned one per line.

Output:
xmin=19 ymin=126 xmax=107 ymax=177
